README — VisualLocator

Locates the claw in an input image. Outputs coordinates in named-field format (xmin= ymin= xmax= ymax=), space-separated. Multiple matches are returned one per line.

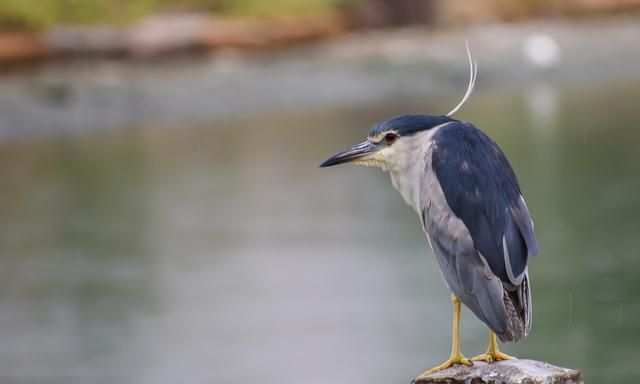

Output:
xmin=472 ymin=331 xmax=516 ymax=363
xmin=471 ymin=350 xmax=515 ymax=363
xmin=414 ymin=354 xmax=473 ymax=381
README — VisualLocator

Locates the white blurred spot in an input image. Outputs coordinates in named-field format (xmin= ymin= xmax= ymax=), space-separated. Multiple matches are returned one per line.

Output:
xmin=523 ymin=34 xmax=560 ymax=68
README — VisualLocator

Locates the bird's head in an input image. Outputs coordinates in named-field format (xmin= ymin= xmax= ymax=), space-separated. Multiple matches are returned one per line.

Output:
xmin=321 ymin=43 xmax=477 ymax=172
xmin=320 ymin=115 xmax=454 ymax=172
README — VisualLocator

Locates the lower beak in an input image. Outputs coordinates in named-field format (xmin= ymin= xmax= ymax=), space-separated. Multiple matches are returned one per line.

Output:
xmin=320 ymin=140 xmax=379 ymax=167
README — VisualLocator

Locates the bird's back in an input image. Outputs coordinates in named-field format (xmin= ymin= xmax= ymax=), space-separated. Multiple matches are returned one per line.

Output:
xmin=416 ymin=121 xmax=537 ymax=342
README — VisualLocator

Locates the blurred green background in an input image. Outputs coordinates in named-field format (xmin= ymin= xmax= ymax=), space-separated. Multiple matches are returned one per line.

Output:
xmin=0 ymin=1 xmax=639 ymax=384
xmin=2 ymin=0 xmax=348 ymax=30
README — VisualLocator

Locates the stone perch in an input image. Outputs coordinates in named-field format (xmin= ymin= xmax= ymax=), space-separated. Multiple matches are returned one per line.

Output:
xmin=413 ymin=359 xmax=582 ymax=384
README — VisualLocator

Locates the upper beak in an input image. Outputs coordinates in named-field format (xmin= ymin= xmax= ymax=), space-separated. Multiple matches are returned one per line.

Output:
xmin=320 ymin=140 xmax=379 ymax=167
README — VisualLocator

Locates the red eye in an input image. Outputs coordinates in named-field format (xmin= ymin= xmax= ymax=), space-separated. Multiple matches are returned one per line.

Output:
xmin=385 ymin=133 xmax=398 ymax=145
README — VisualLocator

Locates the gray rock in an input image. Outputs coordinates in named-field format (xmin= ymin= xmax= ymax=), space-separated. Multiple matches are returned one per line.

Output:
xmin=413 ymin=359 xmax=582 ymax=384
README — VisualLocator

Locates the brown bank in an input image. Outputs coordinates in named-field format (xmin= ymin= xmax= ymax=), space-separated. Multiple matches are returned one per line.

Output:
xmin=0 ymin=12 xmax=346 ymax=64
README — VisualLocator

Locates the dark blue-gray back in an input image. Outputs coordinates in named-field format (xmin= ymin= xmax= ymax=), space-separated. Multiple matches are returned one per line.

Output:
xmin=431 ymin=122 xmax=538 ymax=285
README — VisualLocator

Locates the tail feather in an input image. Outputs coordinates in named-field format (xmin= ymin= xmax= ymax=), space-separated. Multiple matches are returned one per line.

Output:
xmin=497 ymin=271 xmax=532 ymax=342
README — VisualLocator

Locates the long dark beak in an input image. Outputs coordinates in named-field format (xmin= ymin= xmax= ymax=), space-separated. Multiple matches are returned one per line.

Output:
xmin=320 ymin=140 xmax=379 ymax=167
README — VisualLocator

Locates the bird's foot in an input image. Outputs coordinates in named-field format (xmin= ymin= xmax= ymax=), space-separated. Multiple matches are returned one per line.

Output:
xmin=470 ymin=350 xmax=515 ymax=363
xmin=413 ymin=354 xmax=472 ymax=382
xmin=471 ymin=331 xmax=515 ymax=363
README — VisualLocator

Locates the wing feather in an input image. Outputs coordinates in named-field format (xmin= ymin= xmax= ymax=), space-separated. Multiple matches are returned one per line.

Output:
xmin=431 ymin=122 xmax=537 ymax=286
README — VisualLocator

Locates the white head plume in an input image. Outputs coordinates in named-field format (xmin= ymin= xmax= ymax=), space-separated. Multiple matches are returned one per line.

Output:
xmin=446 ymin=41 xmax=478 ymax=117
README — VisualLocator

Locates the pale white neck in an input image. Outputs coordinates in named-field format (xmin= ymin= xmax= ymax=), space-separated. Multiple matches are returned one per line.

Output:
xmin=387 ymin=126 xmax=443 ymax=213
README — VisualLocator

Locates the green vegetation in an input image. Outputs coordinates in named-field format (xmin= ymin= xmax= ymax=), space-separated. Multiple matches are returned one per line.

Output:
xmin=0 ymin=0 xmax=620 ymax=32
xmin=0 ymin=0 xmax=353 ymax=31
xmin=215 ymin=0 xmax=353 ymax=17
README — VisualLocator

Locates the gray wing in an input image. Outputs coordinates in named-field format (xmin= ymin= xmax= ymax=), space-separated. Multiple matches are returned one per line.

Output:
xmin=427 ymin=122 xmax=537 ymax=341
xmin=424 ymin=212 xmax=511 ymax=338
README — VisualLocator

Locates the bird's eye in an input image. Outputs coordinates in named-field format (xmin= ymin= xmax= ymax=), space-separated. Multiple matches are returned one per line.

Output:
xmin=384 ymin=133 xmax=398 ymax=145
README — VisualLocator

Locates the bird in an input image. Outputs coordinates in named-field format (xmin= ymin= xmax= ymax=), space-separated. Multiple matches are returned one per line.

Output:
xmin=320 ymin=45 xmax=538 ymax=379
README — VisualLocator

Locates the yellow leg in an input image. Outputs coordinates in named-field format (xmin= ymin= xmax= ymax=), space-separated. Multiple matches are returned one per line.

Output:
xmin=415 ymin=294 xmax=472 ymax=378
xmin=471 ymin=331 xmax=515 ymax=362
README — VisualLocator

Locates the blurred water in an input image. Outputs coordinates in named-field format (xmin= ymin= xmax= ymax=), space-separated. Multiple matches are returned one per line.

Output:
xmin=1 ymin=55 xmax=640 ymax=384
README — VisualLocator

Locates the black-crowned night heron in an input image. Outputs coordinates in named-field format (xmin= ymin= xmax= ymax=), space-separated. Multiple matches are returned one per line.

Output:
xmin=320 ymin=46 xmax=538 ymax=379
